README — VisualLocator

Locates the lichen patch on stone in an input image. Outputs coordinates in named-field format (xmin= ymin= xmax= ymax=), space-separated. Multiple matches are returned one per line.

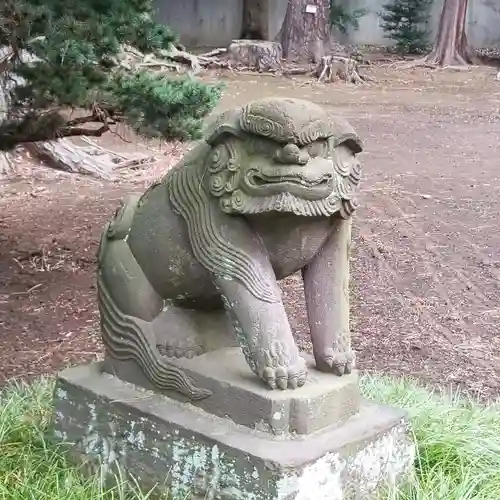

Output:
xmin=275 ymin=423 xmax=414 ymax=500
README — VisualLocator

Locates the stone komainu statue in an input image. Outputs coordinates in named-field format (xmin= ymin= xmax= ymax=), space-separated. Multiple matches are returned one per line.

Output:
xmin=97 ymin=97 xmax=363 ymax=400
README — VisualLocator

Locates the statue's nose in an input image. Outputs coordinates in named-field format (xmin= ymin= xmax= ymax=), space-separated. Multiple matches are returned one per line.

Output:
xmin=274 ymin=143 xmax=310 ymax=165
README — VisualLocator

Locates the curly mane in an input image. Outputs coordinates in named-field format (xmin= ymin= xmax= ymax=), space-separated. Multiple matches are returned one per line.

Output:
xmin=166 ymin=143 xmax=281 ymax=304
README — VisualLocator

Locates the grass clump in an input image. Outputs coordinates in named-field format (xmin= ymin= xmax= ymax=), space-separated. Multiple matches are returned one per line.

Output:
xmin=1 ymin=375 xmax=500 ymax=499
xmin=362 ymin=376 xmax=500 ymax=499
xmin=0 ymin=378 xmax=164 ymax=499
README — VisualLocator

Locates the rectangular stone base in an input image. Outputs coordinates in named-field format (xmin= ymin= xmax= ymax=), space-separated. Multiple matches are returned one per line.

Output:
xmin=104 ymin=347 xmax=361 ymax=435
xmin=52 ymin=363 xmax=415 ymax=500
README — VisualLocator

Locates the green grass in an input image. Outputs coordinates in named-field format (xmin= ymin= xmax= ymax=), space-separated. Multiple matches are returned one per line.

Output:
xmin=0 ymin=378 xmax=161 ymax=500
xmin=1 ymin=376 xmax=500 ymax=500
xmin=362 ymin=376 xmax=500 ymax=500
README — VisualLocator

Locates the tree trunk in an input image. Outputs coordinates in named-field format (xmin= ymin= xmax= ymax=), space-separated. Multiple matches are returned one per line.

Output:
xmin=279 ymin=0 xmax=331 ymax=62
xmin=0 ymin=82 xmax=15 ymax=177
xmin=425 ymin=0 xmax=472 ymax=66
xmin=241 ymin=0 xmax=266 ymax=39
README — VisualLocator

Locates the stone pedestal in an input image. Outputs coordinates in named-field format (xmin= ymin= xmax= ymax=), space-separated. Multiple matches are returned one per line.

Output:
xmin=52 ymin=349 xmax=415 ymax=500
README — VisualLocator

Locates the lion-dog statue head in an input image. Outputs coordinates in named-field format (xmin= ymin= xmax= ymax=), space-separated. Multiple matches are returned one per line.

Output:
xmin=165 ymin=97 xmax=363 ymax=304
xmin=204 ymin=97 xmax=363 ymax=218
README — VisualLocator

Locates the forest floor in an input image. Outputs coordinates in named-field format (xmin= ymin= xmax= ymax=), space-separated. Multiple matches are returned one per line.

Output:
xmin=1 ymin=62 xmax=500 ymax=398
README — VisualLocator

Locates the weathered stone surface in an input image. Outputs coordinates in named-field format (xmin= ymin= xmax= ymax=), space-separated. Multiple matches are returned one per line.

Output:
xmin=52 ymin=363 xmax=415 ymax=500
xmin=96 ymin=97 xmax=364 ymax=400
xmin=104 ymin=347 xmax=361 ymax=435
xmin=53 ymin=99 xmax=416 ymax=499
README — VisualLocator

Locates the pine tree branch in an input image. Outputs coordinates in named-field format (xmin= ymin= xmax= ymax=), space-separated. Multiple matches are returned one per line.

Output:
xmin=0 ymin=0 xmax=222 ymax=151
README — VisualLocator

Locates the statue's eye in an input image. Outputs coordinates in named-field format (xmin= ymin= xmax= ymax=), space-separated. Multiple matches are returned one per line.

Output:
xmin=308 ymin=140 xmax=329 ymax=157
xmin=250 ymin=137 xmax=278 ymax=156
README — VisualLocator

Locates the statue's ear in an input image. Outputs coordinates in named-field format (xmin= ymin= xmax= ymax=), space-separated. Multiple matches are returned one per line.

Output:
xmin=205 ymin=108 xmax=244 ymax=146
xmin=327 ymin=112 xmax=363 ymax=154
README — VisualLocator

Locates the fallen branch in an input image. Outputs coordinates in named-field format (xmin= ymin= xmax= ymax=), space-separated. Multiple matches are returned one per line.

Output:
xmin=282 ymin=67 xmax=309 ymax=76
xmin=162 ymin=45 xmax=203 ymax=74
xmin=25 ymin=137 xmax=157 ymax=180
xmin=199 ymin=48 xmax=227 ymax=58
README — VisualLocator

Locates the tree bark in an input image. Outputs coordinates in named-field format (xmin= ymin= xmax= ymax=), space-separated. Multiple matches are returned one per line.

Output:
xmin=425 ymin=0 xmax=472 ymax=66
xmin=0 ymin=82 xmax=15 ymax=176
xmin=241 ymin=0 xmax=266 ymax=39
xmin=279 ymin=0 xmax=331 ymax=62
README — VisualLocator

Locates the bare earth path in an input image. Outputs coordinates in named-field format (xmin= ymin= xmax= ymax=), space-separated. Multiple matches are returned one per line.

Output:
xmin=1 ymin=66 xmax=500 ymax=398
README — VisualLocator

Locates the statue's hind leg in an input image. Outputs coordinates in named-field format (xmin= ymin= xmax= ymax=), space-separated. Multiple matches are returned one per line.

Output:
xmin=97 ymin=192 xmax=207 ymax=360
xmin=98 ymin=231 xmax=207 ymax=358
xmin=97 ymin=220 xmax=212 ymax=399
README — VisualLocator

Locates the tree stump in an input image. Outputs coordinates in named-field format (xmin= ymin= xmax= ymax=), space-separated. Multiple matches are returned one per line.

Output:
xmin=228 ymin=40 xmax=282 ymax=71
xmin=314 ymin=56 xmax=368 ymax=84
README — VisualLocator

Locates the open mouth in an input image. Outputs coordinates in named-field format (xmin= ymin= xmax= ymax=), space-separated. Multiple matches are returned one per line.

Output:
xmin=248 ymin=172 xmax=332 ymax=188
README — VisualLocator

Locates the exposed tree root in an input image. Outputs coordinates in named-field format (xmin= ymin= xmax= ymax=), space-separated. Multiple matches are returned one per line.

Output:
xmin=118 ymin=45 xmax=229 ymax=75
xmin=161 ymin=45 xmax=229 ymax=73
xmin=386 ymin=57 xmax=438 ymax=70
xmin=384 ymin=54 xmax=473 ymax=71
xmin=314 ymin=56 xmax=370 ymax=84
xmin=425 ymin=52 xmax=471 ymax=67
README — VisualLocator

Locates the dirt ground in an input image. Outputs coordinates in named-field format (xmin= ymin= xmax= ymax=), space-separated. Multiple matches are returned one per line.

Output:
xmin=1 ymin=64 xmax=500 ymax=399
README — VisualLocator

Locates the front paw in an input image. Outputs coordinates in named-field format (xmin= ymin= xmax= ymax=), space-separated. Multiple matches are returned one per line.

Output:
xmin=257 ymin=341 xmax=308 ymax=390
xmin=315 ymin=348 xmax=355 ymax=376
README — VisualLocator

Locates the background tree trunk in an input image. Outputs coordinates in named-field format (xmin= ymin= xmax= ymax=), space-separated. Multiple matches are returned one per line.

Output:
xmin=425 ymin=0 xmax=472 ymax=66
xmin=241 ymin=0 xmax=266 ymax=39
xmin=279 ymin=0 xmax=331 ymax=62
xmin=0 ymin=84 xmax=15 ymax=177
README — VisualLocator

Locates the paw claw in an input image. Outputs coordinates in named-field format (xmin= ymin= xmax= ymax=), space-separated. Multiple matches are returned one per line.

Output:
xmin=297 ymin=376 xmax=306 ymax=388
xmin=315 ymin=348 xmax=355 ymax=376
xmin=156 ymin=342 xmax=205 ymax=359
xmin=276 ymin=377 xmax=288 ymax=390
xmin=258 ymin=356 xmax=307 ymax=391
xmin=275 ymin=366 xmax=288 ymax=389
